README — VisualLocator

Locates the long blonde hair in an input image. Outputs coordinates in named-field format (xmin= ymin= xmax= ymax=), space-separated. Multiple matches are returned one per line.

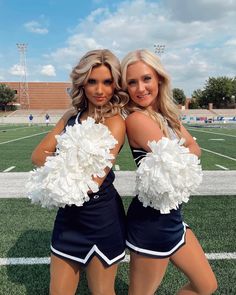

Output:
xmin=121 ymin=49 xmax=181 ymax=136
xmin=70 ymin=49 xmax=129 ymax=122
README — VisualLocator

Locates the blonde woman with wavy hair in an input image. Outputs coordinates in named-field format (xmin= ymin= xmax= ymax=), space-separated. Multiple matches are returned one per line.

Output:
xmin=70 ymin=49 xmax=128 ymax=122
xmin=121 ymin=49 xmax=217 ymax=295
xmin=31 ymin=49 xmax=128 ymax=295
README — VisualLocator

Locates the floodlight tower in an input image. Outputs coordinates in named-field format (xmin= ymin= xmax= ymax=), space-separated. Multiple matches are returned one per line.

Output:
xmin=154 ymin=44 xmax=165 ymax=57
xmin=16 ymin=43 xmax=30 ymax=109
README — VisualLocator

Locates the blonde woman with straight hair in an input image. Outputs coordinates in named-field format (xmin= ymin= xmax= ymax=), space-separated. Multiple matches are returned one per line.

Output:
xmin=31 ymin=49 xmax=129 ymax=295
xmin=121 ymin=49 xmax=217 ymax=295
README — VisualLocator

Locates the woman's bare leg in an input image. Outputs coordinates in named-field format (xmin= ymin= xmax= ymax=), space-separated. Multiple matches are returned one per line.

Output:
xmin=128 ymin=252 xmax=169 ymax=295
xmin=50 ymin=254 xmax=81 ymax=295
xmin=86 ymin=256 xmax=118 ymax=295
xmin=171 ymin=229 xmax=217 ymax=295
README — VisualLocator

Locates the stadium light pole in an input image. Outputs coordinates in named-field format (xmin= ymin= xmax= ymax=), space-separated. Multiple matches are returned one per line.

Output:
xmin=154 ymin=44 xmax=165 ymax=56
xmin=16 ymin=43 xmax=30 ymax=109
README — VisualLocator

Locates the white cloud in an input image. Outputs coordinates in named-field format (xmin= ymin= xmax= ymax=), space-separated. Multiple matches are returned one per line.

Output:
xmin=40 ymin=65 xmax=56 ymax=76
xmin=163 ymin=0 xmax=236 ymax=22
xmin=9 ymin=64 xmax=25 ymax=76
xmin=225 ymin=39 xmax=236 ymax=46
xmin=9 ymin=0 xmax=235 ymax=95
xmin=24 ymin=21 xmax=48 ymax=34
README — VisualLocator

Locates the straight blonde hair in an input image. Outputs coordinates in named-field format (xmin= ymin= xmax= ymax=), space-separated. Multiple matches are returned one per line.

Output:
xmin=121 ymin=49 xmax=181 ymax=137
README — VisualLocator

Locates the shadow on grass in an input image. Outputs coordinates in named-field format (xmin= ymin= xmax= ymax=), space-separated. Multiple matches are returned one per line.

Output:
xmin=6 ymin=230 xmax=128 ymax=295
xmin=6 ymin=229 xmax=51 ymax=294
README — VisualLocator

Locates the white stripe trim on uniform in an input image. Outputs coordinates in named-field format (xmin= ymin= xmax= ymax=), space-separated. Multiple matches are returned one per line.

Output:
xmin=126 ymin=222 xmax=187 ymax=257
xmin=75 ymin=111 xmax=81 ymax=124
xmin=133 ymin=149 xmax=146 ymax=153
xmin=134 ymin=155 xmax=144 ymax=162
xmin=51 ymin=244 xmax=125 ymax=266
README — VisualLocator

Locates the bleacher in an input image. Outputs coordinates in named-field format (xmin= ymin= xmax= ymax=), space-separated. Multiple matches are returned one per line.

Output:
xmin=1 ymin=108 xmax=236 ymax=125
xmin=181 ymin=108 xmax=236 ymax=123
xmin=210 ymin=109 xmax=236 ymax=117
xmin=181 ymin=109 xmax=214 ymax=116
xmin=0 ymin=109 xmax=67 ymax=124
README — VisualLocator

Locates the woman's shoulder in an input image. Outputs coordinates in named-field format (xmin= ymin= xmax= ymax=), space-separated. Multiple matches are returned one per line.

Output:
xmin=104 ymin=114 xmax=125 ymax=133
xmin=125 ymin=111 xmax=152 ymax=126
xmin=125 ymin=111 xmax=163 ymax=140
xmin=104 ymin=114 xmax=125 ymax=143
xmin=105 ymin=114 xmax=125 ymax=125
xmin=61 ymin=108 xmax=78 ymax=124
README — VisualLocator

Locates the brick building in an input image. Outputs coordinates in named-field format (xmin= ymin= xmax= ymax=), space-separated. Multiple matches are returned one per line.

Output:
xmin=4 ymin=82 xmax=72 ymax=109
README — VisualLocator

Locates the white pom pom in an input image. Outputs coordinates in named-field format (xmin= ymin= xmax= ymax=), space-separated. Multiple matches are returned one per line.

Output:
xmin=136 ymin=137 xmax=203 ymax=214
xmin=26 ymin=117 xmax=117 ymax=208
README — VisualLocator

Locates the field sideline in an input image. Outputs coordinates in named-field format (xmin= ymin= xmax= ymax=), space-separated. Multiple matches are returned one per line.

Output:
xmin=0 ymin=123 xmax=235 ymax=294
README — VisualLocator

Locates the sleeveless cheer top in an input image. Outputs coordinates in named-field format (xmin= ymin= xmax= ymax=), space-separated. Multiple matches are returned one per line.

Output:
xmin=51 ymin=111 xmax=126 ymax=266
xmin=126 ymin=119 xmax=188 ymax=258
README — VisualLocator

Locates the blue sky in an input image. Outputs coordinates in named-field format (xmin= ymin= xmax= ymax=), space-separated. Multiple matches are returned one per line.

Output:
xmin=0 ymin=0 xmax=236 ymax=96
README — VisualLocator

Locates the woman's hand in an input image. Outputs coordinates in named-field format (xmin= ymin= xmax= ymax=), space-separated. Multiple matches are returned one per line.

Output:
xmin=31 ymin=108 xmax=78 ymax=167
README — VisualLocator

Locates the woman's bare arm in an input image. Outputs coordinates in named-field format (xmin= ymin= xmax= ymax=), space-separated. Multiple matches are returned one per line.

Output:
xmin=31 ymin=108 xmax=77 ymax=166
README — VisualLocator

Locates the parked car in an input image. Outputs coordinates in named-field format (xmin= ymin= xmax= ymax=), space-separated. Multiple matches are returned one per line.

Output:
xmin=216 ymin=116 xmax=225 ymax=121
xmin=205 ymin=118 xmax=213 ymax=123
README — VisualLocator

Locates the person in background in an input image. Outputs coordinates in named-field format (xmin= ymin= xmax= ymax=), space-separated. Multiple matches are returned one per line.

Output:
xmin=31 ymin=49 xmax=128 ymax=295
xmin=121 ymin=49 xmax=217 ymax=295
xmin=45 ymin=113 xmax=50 ymax=126
xmin=28 ymin=113 xmax=33 ymax=126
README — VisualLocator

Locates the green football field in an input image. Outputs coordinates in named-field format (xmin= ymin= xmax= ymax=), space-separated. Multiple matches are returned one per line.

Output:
xmin=0 ymin=123 xmax=236 ymax=172
xmin=0 ymin=123 xmax=236 ymax=294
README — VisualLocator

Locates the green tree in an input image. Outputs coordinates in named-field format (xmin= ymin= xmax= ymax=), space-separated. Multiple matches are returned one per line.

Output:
xmin=0 ymin=83 xmax=17 ymax=111
xmin=203 ymin=77 xmax=233 ymax=108
xmin=172 ymin=88 xmax=186 ymax=105
xmin=190 ymin=89 xmax=203 ymax=108
xmin=231 ymin=77 xmax=236 ymax=106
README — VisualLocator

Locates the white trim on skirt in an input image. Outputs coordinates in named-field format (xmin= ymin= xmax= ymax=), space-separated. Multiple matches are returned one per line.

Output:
xmin=126 ymin=222 xmax=188 ymax=257
xmin=51 ymin=244 xmax=126 ymax=266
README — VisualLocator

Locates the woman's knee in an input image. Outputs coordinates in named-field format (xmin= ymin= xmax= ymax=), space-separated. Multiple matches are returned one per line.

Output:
xmin=89 ymin=284 xmax=115 ymax=295
xmin=192 ymin=275 xmax=218 ymax=295
xmin=201 ymin=276 xmax=218 ymax=294
xmin=50 ymin=277 xmax=79 ymax=295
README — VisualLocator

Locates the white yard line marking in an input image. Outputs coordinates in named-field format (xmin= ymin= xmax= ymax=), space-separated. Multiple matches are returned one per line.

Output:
xmin=1 ymin=253 xmax=236 ymax=266
xmin=0 ymin=126 xmax=34 ymax=132
xmin=209 ymin=139 xmax=225 ymax=141
xmin=206 ymin=253 xmax=236 ymax=260
xmin=201 ymin=147 xmax=236 ymax=162
xmin=0 ymin=131 xmax=48 ymax=145
xmin=3 ymin=166 xmax=16 ymax=172
xmin=187 ymin=128 xmax=236 ymax=138
xmin=114 ymin=165 xmax=120 ymax=171
xmin=215 ymin=164 xmax=229 ymax=170
xmin=0 ymin=257 xmax=50 ymax=265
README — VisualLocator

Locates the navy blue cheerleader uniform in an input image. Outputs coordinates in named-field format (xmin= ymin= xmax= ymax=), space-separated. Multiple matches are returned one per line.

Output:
xmin=126 ymin=128 xmax=189 ymax=258
xmin=51 ymin=112 xmax=126 ymax=266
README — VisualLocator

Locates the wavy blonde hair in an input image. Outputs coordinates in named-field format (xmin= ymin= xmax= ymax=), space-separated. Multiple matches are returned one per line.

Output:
xmin=121 ymin=49 xmax=181 ymax=137
xmin=70 ymin=49 xmax=129 ymax=123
